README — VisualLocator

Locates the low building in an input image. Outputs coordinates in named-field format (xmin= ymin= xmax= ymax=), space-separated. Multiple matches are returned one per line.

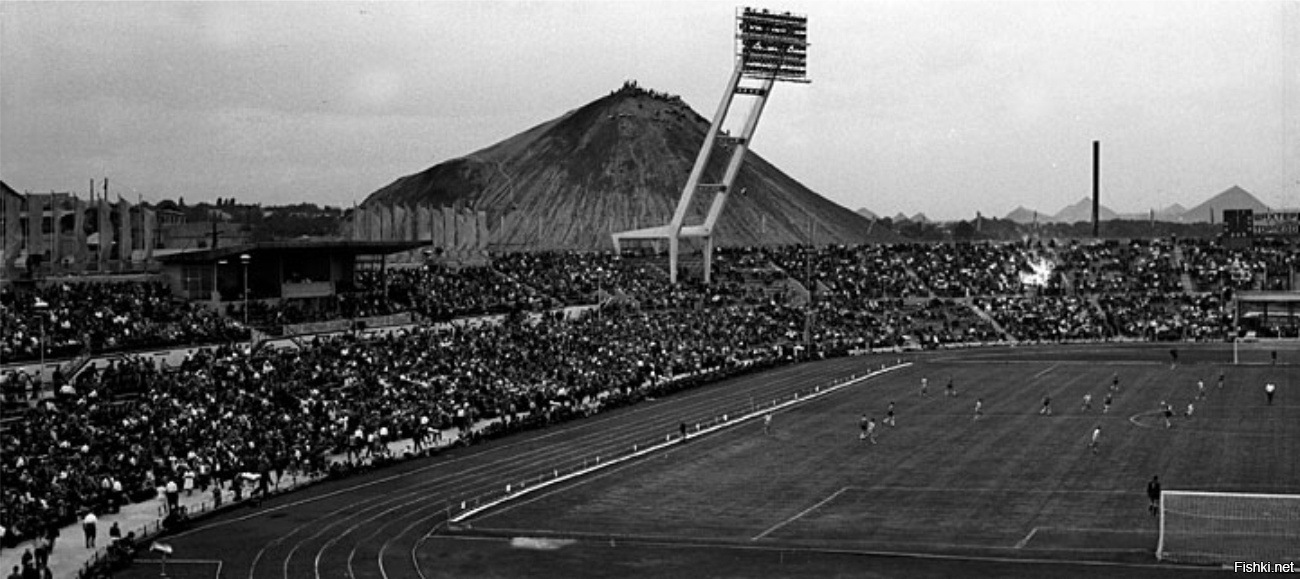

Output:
xmin=154 ymin=239 xmax=428 ymax=304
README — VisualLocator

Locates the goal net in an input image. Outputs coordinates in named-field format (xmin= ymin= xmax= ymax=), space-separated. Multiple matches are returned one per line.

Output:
xmin=1158 ymin=490 xmax=1300 ymax=566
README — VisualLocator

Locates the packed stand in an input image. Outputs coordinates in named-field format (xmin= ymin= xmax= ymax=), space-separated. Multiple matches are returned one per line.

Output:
xmin=1052 ymin=239 xmax=1185 ymax=295
xmin=1181 ymin=239 xmax=1297 ymax=294
xmin=0 ymin=303 xmax=817 ymax=544
xmin=0 ymin=282 xmax=247 ymax=364
xmin=979 ymin=295 xmax=1109 ymax=342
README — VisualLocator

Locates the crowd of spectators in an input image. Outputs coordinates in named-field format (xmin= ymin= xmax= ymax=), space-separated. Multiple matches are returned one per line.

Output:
xmin=1 ymin=303 xmax=815 ymax=545
xmin=1 ymin=282 xmax=247 ymax=364
xmin=1181 ymin=239 xmax=1296 ymax=294
xmin=1052 ymin=239 xmax=1185 ymax=295
xmin=1 ymin=236 xmax=1294 ymax=548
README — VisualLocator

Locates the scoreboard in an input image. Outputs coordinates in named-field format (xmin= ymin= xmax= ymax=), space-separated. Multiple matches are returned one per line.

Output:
xmin=1222 ymin=209 xmax=1300 ymax=239
xmin=1253 ymin=209 xmax=1300 ymax=237
xmin=1223 ymin=209 xmax=1254 ymax=238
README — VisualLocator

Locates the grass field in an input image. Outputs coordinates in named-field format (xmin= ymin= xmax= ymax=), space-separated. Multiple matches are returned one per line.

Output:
xmin=436 ymin=343 xmax=1297 ymax=577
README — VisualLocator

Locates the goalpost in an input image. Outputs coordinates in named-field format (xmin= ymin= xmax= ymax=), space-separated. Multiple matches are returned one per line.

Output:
xmin=1158 ymin=490 xmax=1300 ymax=566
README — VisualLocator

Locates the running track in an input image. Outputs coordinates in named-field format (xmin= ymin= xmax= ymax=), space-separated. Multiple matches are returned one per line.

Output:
xmin=131 ymin=354 xmax=903 ymax=579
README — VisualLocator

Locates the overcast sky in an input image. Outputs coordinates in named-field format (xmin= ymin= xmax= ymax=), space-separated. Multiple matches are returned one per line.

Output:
xmin=2 ymin=1 xmax=1296 ymax=220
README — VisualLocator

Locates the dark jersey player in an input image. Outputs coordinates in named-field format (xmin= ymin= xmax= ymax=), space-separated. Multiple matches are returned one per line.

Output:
xmin=1147 ymin=475 xmax=1162 ymax=515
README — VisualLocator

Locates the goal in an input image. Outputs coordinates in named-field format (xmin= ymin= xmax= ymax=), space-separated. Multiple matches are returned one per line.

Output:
xmin=1158 ymin=490 xmax=1300 ymax=566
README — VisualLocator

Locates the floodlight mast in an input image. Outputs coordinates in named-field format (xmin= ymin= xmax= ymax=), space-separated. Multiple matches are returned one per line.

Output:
xmin=612 ymin=7 xmax=808 ymax=284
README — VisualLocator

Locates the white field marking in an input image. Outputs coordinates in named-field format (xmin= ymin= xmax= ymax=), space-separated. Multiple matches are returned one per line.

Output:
xmin=1126 ymin=411 xmax=1288 ymax=436
xmin=1033 ymin=364 xmax=1058 ymax=379
xmin=846 ymin=485 xmax=1133 ymax=495
xmin=1180 ymin=404 xmax=1300 ymax=410
xmin=751 ymin=487 xmax=850 ymax=541
xmin=346 ymin=541 xmax=359 ymax=579
xmin=470 ymin=525 xmax=1157 ymax=556
xmin=353 ymin=471 xmax=503 ymax=579
xmin=1033 ymin=526 xmax=1157 ymax=535
xmin=1009 ymin=526 xmax=1158 ymax=551
xmin=458 ymin=443 xmax=654 ymax=523
xmin=449 ymin=363 xmax=913 ymax=524
xmin=425 ymin=532 xmax=1223 ymax=572
xmin=138 ymin=558 xmax=225 ymax=565
xmin=410 ymin=518 xmax=451 ymax=579
xmin=245 ymin=548 xmax=262 ymax=579
xmin=388 ymin=507 xmax=458 ymax=579
xmin=929 ymin=354 xmax=1164 ymax=366
xmin=1013 ymin=527 xmax=1038 ymax=549
xmin=1129 ymin=410 xmax=1164 ymax=429
xmin=138 ymin=559 xmax=224 ymax=579
xmin=379 ymin=507 xmax=450 ymax=579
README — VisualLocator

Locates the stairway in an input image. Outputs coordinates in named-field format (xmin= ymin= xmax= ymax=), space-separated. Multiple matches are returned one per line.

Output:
xmin=903 ymin=264 xmax=937 ymax=299
xmin=967 ymin=302 xmax=1017 ymax=343
xmin=1171 ymin=244 xmax=1197 ymax=294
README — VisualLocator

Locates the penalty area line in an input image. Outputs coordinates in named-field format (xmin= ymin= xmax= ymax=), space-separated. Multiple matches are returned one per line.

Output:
xmin=751 ymin=487 xmax=849 ymax=541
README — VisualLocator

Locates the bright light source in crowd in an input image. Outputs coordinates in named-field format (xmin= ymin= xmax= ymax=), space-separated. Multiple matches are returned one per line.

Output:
xmin=1019 ymin=258 xmax=1054 ymax=287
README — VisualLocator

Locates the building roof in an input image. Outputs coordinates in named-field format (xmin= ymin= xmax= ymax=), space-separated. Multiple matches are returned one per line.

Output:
xmin=154 ymin=239 xmax=429 ymax=264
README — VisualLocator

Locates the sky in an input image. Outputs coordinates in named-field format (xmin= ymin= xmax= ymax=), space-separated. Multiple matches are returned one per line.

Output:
xmin=1 ymin=1 xmax=1297 ymax=221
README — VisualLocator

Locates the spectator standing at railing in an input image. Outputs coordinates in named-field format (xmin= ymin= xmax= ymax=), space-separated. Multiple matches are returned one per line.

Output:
xmin=164 ymin=479 xmax=179 ymax=513
xmin=30 ymin=536 xmax=46 ymax=569
xmin=80 ymin=512 xmax=96 ymax=549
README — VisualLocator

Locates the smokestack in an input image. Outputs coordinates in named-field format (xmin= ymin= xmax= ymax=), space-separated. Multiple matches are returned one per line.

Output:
xmin=1092 ymin=140 xmax=1100 ymax=237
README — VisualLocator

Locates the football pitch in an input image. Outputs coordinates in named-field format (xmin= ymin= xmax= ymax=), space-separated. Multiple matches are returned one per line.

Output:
xmin=433 ymin=343 xmax=1297 ymax=578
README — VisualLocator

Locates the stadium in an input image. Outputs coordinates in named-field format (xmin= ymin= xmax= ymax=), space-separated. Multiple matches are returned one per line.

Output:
xmin=2 ymin=240 xmax=1296 ymax=578
xmin=2 ymin=4 xmax=1299 ymax=579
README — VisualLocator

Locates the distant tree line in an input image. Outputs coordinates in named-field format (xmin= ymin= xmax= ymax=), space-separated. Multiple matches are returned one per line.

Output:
xmin=153 ymin=197 xmax=347 ymax=241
